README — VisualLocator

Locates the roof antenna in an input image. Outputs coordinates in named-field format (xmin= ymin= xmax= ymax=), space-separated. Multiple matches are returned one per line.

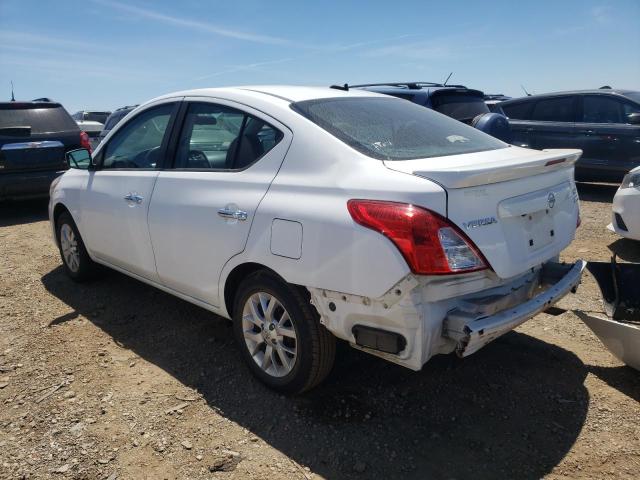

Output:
xmin=330 ymin=83 xmax=349 ymax=91
xmin=443 ymin=72 xmax=453 ymax=86
xmin=521 ymin=84 xmax=531 ymax=96
xmin=10 ymin=81 xmax=15 ymax=101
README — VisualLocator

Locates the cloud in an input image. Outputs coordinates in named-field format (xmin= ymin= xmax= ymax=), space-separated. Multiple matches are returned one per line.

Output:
xmin=92 ymin=0 xmax=290 ymax=45
xmin=0 ymin=30 xmax=106 ymax=52
xmin=364 ymin=41 xmax=452 ymax=60
xmin=193 ymin=58 xmax=294 ymax=81
xmin=591 ymin=5 xmax=612 ymax=24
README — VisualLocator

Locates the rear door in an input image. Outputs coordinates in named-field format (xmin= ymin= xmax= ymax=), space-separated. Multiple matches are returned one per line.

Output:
xmin=526 ymin=96 xmax=579 ymax=151
xmin=575 ymin=94 xmax=640 ymax=180
xmin=79 ymin=100 xmax=179 ymax=281
xmin=147 ymin=98 xmax=292 ymax=307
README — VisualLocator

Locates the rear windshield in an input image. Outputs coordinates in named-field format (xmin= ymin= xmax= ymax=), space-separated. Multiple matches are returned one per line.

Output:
xmin=431 ymin=92 xmax=490 ymax=122
xmin=0 ymin=104 xmax=78 ymax=134
xmin=291 ymin=97 xmax=506 ymax=161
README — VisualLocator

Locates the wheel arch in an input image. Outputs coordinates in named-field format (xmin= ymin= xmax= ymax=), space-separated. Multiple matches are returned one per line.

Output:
xmin=223 ymin=262 xmax=287 ymax=320
xmin=52 ymin=202 xmax=71 ymax=245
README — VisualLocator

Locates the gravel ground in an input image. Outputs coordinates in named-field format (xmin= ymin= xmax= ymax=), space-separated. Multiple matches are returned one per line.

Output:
xmin=1 ymin=183 xmax=639 ymax=480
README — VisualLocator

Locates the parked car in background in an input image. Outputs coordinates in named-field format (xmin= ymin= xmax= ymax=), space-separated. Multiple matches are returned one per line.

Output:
xmin=72 ymin=110 xmax=111 ymax=124
xmin=0 ymin=99 xmax=90 ymax=200
xmin=484 ymin=94 xmax=511 ymax=114
xmin=50 ymin=86 xmax=584 ymax=392
xmin=608 ymin=165 xmax=640 ymax=241
xmin=500 ymin=89 xmax=640 ymax=182
xmin=351 ymin=82 xmax=512 ymax=142
xmin=72 ymin=110 xmax=111 ymax=148
xmin=97 ymin=105 xmax=138 ymax=145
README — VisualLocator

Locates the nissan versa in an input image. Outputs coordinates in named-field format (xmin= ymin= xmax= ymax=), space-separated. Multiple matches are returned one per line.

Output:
xmin=49 ymin=86 xmax=585 ymax=393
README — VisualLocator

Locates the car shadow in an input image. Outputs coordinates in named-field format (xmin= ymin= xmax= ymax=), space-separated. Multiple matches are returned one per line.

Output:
xmin=587 ymin=365 xmax=640 ymax=403
xmin=576 ymin=182 xmax=618 ymax=203
xmin=0 ymin=198 xmax=49 ymax=227
xmin=42 ymin=266 xmax=591 ymax=479
xmin=608 ymin=239 xmax=640 ymax=263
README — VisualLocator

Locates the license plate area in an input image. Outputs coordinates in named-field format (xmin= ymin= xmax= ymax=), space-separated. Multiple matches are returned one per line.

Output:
xmin=524 ymin=210 xmax=554 ymax=251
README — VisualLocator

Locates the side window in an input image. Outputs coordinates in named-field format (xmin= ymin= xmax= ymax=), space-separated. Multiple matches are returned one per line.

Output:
xmin=622 ymin=102 xmax=640 ymax=123
xmin=175 ymin=103 xmax=283 ymax=170
xmin=102 ymin=104 xmax=174 ymax=169
xmin=582 ymin=96 xmax=624 ymax=123
xmin=501 ymin=101 xmax=533 ymax=120
xmin=531 ymin=97 xmax=575 ymax=122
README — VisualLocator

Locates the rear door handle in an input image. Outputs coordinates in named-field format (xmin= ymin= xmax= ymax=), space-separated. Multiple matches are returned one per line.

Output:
xmin=218 ymin=208 xmax=248 ymax=221
xmin=580 ymin=130 xmax=595 ymax=135
xmin=124 ymin=193 xmax=144 ymax=204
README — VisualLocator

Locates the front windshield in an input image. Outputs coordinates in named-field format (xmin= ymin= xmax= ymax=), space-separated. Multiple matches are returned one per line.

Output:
xmin=292 ymin=97 xmax=507 ymax=161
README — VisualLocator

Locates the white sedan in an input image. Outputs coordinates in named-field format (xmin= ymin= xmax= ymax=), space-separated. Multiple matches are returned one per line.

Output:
xmin=609 ymin=166 xmax=640 ymax=240
xmin=49 ymin=86 xmax=585 ymax=393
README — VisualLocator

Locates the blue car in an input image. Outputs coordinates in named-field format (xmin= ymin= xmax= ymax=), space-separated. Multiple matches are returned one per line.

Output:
xmin=348 ymin=82 xmax=512 ymax=142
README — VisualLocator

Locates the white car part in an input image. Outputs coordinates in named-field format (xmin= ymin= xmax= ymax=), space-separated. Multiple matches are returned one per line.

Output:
xmin=309 ymin=260 xmax=585 ymax=370
xmin=609 ymin=167 xmax=640 ymax=241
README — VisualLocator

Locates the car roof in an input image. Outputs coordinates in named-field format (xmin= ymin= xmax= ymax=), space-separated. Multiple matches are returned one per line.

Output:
xmin=502 ymin=89 xmax=640 ymax=103
xmin=351 ymin=82 xmax=484 ymax=96
xmin=0 ymin=100 xmax=62 ymax=108
xmin=154 ymin=85 xmax=382 ymax=105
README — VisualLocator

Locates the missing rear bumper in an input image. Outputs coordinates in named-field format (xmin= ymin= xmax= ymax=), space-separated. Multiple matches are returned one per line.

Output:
xmin=443 ymin=260 xmax=586 ymax=357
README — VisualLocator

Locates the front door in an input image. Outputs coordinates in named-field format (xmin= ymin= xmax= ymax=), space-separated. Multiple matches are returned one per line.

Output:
xmin=575 ymin=94 xmax=640 ymax=181
xmin=147 ymin=99 xmax=291 ymax=306
xmin=80 ymin=101 xmax=179 ymax=281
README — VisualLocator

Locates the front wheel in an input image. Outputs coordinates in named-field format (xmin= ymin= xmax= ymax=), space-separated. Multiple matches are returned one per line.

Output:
xmin=56 ymin=211 xmax=99 ymax=281
xmin=233 ymin=271 xmax=335 ymax=394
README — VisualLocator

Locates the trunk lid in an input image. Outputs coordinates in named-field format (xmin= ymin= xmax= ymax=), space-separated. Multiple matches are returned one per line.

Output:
xmin=384 ymin=147 xmax=582 ymax=279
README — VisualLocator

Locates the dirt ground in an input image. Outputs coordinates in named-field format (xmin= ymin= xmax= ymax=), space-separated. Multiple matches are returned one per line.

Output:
xmin=1 ymin=183 xmax=639 ymax=480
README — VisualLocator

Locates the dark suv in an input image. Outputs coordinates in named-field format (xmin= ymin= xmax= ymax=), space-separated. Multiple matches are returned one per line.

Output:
xmin=351 ymin=82 xmax=512 ymax=142
xmin=97 ymin=105 xmax=138 ymax=144
xmin=500 ymin=89 xmax=640 ymax=182
xmin=0 ymin=100 xmax=90 ymax=200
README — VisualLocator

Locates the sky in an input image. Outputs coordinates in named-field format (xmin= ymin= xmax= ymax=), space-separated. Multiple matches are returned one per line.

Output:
xmin=0 ymin=0 xmax=639 ymax=113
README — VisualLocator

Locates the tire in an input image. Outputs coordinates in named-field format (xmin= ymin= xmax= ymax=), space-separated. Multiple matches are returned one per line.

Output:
xmin=233 ymin=271 xmax=335 ymax=394
xmin=56 ymin=211 xmax=99 ymax=281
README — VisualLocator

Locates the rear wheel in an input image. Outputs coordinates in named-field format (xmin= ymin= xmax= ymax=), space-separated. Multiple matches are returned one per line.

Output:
xmin=233 ymin=271 xmax=335 ymax=393
xmin=56 ymin=211 xmax=99 ymax=281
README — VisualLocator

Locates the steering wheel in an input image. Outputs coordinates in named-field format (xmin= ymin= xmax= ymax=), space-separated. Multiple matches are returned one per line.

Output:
xmin=187 ymin=149 xmax=210 ymax=168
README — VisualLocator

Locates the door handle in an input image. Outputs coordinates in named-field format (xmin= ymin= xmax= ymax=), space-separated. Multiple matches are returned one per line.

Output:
xmin=124 ymin=193 xmax=144 ymax=204
xmin=579 ymin=130 xmax=595 ymax=135
xmin=218 ymin=208 xmax=248 ymax=221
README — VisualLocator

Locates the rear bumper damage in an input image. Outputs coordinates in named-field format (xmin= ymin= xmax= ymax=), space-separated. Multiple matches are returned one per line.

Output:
xmin=444 ymin=261 xmax=585 ymax=357
xmin=309 ymin=260 xmax=585 ymax=370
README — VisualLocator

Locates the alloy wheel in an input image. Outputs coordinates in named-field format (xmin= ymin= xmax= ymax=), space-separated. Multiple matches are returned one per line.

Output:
xmin=241 ymin=292 xmax=298 ymax=378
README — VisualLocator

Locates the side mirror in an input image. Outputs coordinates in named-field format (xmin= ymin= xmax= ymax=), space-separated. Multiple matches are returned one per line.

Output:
xmin=627 ymin=112 xmax=640 ymax=125
xmin=66 ymin=148 xmax=93 ymax=170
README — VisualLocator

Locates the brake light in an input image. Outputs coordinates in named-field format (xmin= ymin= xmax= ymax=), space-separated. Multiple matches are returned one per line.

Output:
xmin=80 ymin=131 xmax=92 ymax=153
xmin=347 ymin=200 xmax=489 ymax=275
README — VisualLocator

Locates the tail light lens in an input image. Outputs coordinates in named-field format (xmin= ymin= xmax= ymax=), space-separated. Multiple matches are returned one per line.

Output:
xmin=347 ymin=200 xmax=489 ymax=275
xmin=80 ymin=131 xmax=92 ymax=153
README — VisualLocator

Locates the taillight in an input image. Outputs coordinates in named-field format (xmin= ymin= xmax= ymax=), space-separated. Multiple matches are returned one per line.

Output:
xmin=347 ymin=200 xmax=489 ymax=275
xmin=80 ymin=131 xmax=92 ymax=153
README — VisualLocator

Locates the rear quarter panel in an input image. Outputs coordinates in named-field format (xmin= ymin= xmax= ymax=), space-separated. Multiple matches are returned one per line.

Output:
xmin=219 ymin=128 xmax=447 ymax=308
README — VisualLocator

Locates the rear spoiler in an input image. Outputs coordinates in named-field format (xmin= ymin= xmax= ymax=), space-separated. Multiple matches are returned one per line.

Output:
xmin=0 ymin=126 xmax=31 ymax=137
xmin=395 ymin=148 xmax=582 ymax=189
